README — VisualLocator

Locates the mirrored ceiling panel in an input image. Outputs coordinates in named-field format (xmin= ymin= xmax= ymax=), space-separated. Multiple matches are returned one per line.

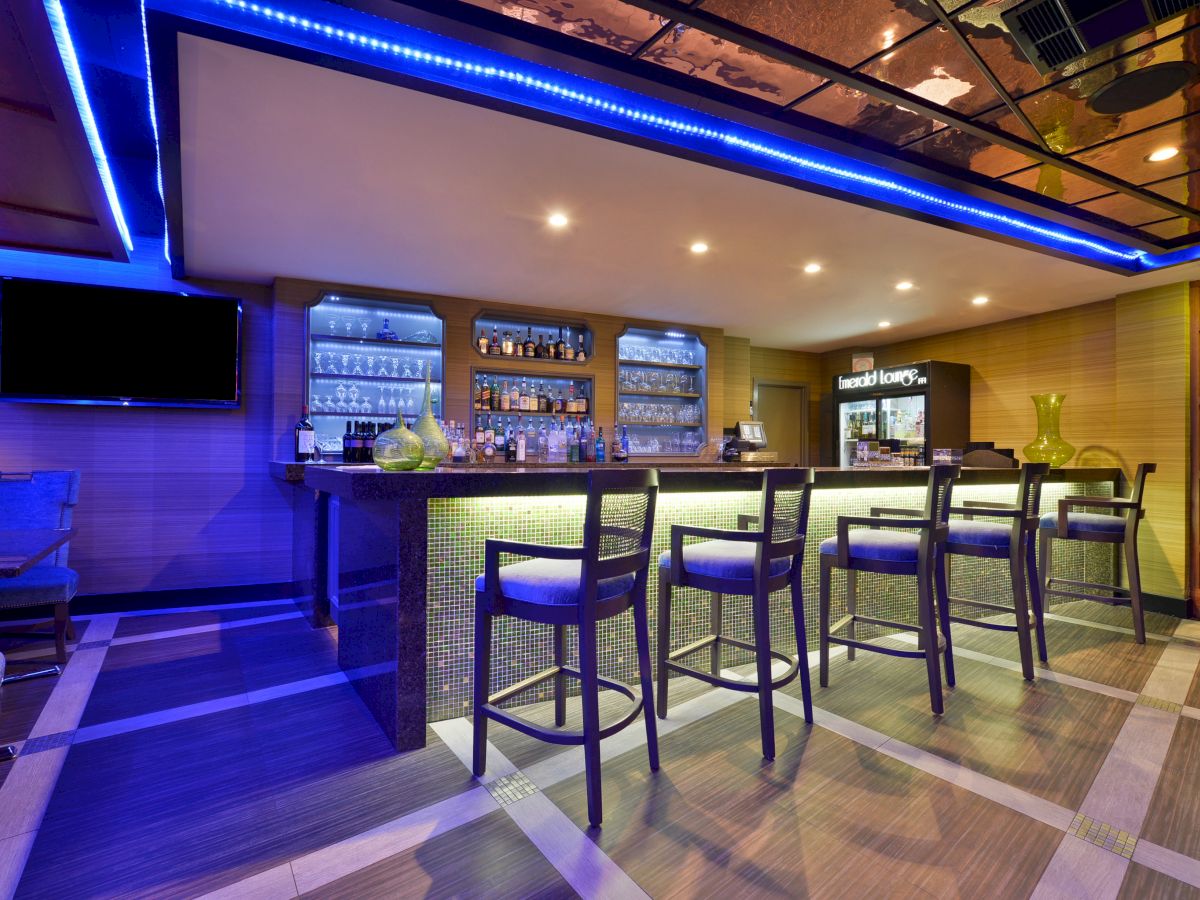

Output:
xmin=1140 ymin=169 xmax=1200 ymax=204
xmin=903 ymin=121 xmax=1037 ymax=176
xmin=955 ymin=0 xmax=1047 ymax=101
xmin=1074 ymin=189 xmax=1190 ymax=227
xmin=998 ymin=163 xmax=1114 ymax=203
xmin=1138 ymin=216 xmax=1200 ymax=239
xmin=1056 ymin=12 xmax=1200 ymax=83
xmin=641 ymin=25 xmax=825 ymax=103
xmin=456 ymin=0 xmax=663 ymax=54
xmin=1068 ymin=118 xmax=1200 ymax=183
xmin=701 ymin=0 xmax=937 ymax=68
xmin=789 ymin=81 xmax=944 ymax=145
xmin=858 ymin=22 xmax=1006 ymax=117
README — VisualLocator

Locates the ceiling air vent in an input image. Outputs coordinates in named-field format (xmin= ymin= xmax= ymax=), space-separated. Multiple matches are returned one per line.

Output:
xmin=1003 ymin=0 xmax=1200 ymax=75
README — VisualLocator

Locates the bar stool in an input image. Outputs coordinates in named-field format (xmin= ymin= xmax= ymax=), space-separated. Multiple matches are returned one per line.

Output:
xmin=472 ymin=468 xmax=659 ymax=828
xmin=819 ymin=465 xmax=959 ymax=715
xmin=1039 ymin=463 xmax=1155 ymax=644
xmin=656 ymin=468 xmax=815 ymax=761
xmin=942 ymin=462 xmax=1050 ymax=681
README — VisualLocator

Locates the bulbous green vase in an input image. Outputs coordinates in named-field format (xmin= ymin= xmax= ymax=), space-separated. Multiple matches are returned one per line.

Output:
xmin=412 ymin=369 xmax=449 ymax=470
xmin=1022 ymin=393 xmax=1075 ymax=467
xmin=373 ymin=412 xmax=425 ymax=471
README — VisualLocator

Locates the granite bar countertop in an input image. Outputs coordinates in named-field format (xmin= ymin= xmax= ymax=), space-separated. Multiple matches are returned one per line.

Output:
xmin=282 ymin=461 xmax=1121 ymax=501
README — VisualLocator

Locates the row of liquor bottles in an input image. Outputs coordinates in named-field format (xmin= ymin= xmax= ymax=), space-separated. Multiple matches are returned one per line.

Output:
xmin=477 ymin=325 xmax=586 ymax=361
xmin=466 ymin=415 xmax=628 ymax=464
xmin=474 ymin=375 xmax=590 ymax=415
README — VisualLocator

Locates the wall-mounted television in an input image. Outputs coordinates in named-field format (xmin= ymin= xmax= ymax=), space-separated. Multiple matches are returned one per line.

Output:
xmin=0 ymin=277 xmax=242 ymax=408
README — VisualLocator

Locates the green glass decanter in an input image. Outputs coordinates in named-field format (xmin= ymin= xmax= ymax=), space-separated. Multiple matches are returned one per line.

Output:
xmin=373 ymin=411 xmax=425 ymax=471
xmin=413 ymin=367 xmax=449 ymax=470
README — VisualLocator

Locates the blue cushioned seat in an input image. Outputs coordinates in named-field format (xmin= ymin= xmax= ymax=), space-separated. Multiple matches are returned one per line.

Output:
xmin=947 ymin=520 xmax=1012 ymax=549
xmin=1039 ymin=512 xmax=1126 ymax=536
xmin=0 ymin=566 xmax=79 ymax=608
xmin=475 ymin=558 xmax=634 ymax=606
xmin=819 ymin=530 xmax=920 ymax=562
xmin=657 ymin=540 xmax=791 ymax=580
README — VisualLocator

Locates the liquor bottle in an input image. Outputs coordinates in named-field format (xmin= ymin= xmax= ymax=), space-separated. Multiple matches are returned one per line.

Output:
xmin=477 ymin=329 xmax=489 ymax=355
xmin=576 ymin=334 xmax=587 ymax=362
xmin=537 ymin=381 xmax=547 ymax=413
xmin=523 ymin=327 xmax=535 ymax=357
xmin=568 ymin=423 xmax=579 ymax=463
xmin=363 ymin=422 xmax=376 ymax=461
xmin=473 ymin=375 xmax=482 ymax=411
xmin=502 ymin=331 xmax=515 ymax=356
xmin=482 ymin=430 xmax=496 ymax=463
xmin=554 ymin=389 xmax=565 ymax=415
xmin=500 ymin=379 xmax=511 ymax=412
xmin=516 ymin=419 xmax=527 ymax=462
xmin=483 ymin=414 xmax=495 ymax=447
xmin=519 ymin=377 xmax=529 ymax=412
xmin=566 ymin=385 xmax=576 ymax=414
xmin=537 ymin=422 xmax=549 ymax=462
xmin=489 ymin=326 xmax=501 ymax=355
xmin=595 ymin=426 xmax=606 ymax=462
xmin=490 ymin=377 xmax=500 ymax=411
xmin=578 ymin=387 xmax=588 ymax=415
xmin=474 ymin=416 xmax=485 ymax=447
xmin=620 ymin=425 xmax=630 ymax=461
xmin=480 ymin=377 xmax=491 ymax=411
xmin=505 ymin=423 xmax=516 ymax=462
xmin=295 ymin=405 xmax=316 ymax=462
xmin=556 ymin=327 xmax=567 ymax=360
xmin=547 ymin=333 xmax=558 ymax=360
xmin=580 ymin=419 xmax=592 ymax=463
xmin=536 ymin=334 xmax=547 ymax=359
xmin=563 ymin=327 xmax=575 ymax=361
xmin=509 ymin=379 xmax=519 ymax=411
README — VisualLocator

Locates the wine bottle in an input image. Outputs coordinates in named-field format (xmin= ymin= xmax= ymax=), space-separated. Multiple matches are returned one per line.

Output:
xmin=349 ymin=421 xmax=365 ymax=464
xmin=363 ymin=422 xmax=376 ymax=461
xmin=342 ymin=420 xmax=354 ymax=462
xmin=295 ymin=405 xmax=316 ymax=462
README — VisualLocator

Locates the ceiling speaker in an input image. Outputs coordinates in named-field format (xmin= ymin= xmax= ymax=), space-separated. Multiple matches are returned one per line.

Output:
xmin=1087 ymin=60 xmax=1198 ymax=113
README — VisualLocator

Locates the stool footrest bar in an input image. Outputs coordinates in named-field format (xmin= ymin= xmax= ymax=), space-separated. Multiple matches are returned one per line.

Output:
xmin=948 ymin=614 xmax=1015 ymax=632
xmin=827 ymin=635 xmax=925 ymax=659
xmin=948 ymin=596 xmax=1014 ymax=614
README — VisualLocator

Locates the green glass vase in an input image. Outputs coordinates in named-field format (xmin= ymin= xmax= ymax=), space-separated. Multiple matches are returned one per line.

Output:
xmin=412 ymin=368 xmax=449 ymax=470
xmin=1022 ymin=393 xmax=1075 ymax=467
xmin=373 ymin=412 xmax=425 ymax=471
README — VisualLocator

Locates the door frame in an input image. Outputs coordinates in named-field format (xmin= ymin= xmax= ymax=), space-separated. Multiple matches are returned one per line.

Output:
xmin=752 ymin=379 xmax=811 ymax=466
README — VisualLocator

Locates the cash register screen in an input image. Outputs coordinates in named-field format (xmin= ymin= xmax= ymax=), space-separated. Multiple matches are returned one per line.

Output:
xmin=737 ymin=421 xmax=766 ymax=447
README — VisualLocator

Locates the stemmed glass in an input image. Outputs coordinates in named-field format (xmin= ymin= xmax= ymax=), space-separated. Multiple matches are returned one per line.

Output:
xmin=328 ymin=315 xmax=337 ymax=335
xmin=313 ymin=351 xmax=323 ymax=374
xmin=402 ymin=357 xmax=413 ymax=379
xmin=348 ymin=383 xmax=360 ymax=413
xmin=344 ymin=319 xmax=353 ymax=337
xmin=340 ymin=354 xmax=350 ymax=375
xmin=335 ymin=382 xmax=347 ymax=411
xmin=361 ymin=319 xmax=370 ymax=339
xmin=390 ymin=357 xmax=400 ymax=378
xmin=388 ymin=387 xmax=398 ymax=414
xmin=352 ymin=355 xmax=364 ymax=376
xmin=324 ymin=394 xmax=334 ymax=413
xmin=366 ymin=355 xmax=376 ymax=376
xmin=361 ymin=393 xmax=372 ymax=415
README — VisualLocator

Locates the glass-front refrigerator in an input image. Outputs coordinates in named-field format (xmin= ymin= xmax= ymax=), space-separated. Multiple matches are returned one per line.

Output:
xmin=831 ymin=361 xmax=970 ymax=467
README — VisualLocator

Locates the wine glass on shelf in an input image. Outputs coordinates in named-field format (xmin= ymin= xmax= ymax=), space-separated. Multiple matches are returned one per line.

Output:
xmin=366 ymin=355 xmax=376 ymax=376
xmin=388 ymin=386 xmax=398 ymax=414
xmin=361 ymin=319 xmax=370 ymax=339
xmin=361 ymin=393 xmax=372 ymax=415
xmin=378 ymin=387 xmax=386 ymax=412
xmin=344 ymin=318 xmax=353 ymax=337
xmin=335 ymin=382 xmax=347 ymax=411
xmin=352 ymin=355 xmax=364 ymax=375
xmin=348 ymin=382 xmax=360 ymax=413
xmin=324 ymin=394 xmax=334 ymax=413
xmin=390 ymin=357 xmax=400 ymax=378
xmin=340 ymin=354 xmax=350 ymax=375
xmin=328 ymin=314 xmax=337 ymax=335
xmin=313 ymin=351 xmax=323 ymax=374
xmin=402 ymin=357 xmax=413 ymax=379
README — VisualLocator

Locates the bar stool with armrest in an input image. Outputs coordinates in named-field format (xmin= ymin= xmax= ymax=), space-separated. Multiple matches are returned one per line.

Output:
xmin=472 ymin=468 xmax=659 ymax=828
xmin=656 ymin=468 xmax=815 ymax=761
xmin=942 ymin=462 xmax=1051 ymax=681
xmin=819 ymin=465 xmax=959 ymax=715
xmin=1038 ymin=463 xmax=1155 ymax=644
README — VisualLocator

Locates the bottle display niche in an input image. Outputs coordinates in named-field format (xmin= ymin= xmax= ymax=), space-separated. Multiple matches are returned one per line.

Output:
xmin=307 ymin=293 xmax=444 ymax=458
xmin=616 ymin=327 xmax=707 ymax=456
xmin=470 ymin=369 xmax=596 ymax=463
xmin=472 ymin=312 xmax=591 ymax=363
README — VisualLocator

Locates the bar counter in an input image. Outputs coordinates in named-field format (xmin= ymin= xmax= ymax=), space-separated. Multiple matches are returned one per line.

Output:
xmin=280 ymin=463 xmax=1120 ymax=751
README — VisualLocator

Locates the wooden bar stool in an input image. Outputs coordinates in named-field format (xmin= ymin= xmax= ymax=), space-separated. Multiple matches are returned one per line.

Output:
xmin=819 ymin=465 xmax=959 ymax=715
xmin=656 ymin=468 xmax=815 ymax=761
xmin=472 ymin=468 xmax=659 ymax=828
xmin=1039 ymin=463 xmax=1155 ymax=644
xmin=942 ymin=462 xmax=1050 ymax=681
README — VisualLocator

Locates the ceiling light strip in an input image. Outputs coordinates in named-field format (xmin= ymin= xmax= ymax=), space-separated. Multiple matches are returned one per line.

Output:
xmin=43 ymin=0 xmax=134 ymax=253
xmin=140 ymin=0 xmax=172 ymax=264
xmin=165 ymin=0 xmax=1197 ymax=271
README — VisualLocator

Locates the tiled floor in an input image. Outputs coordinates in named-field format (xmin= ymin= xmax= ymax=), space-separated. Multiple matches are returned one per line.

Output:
xmin=1 ymin=599 xmax=1199 ymax=898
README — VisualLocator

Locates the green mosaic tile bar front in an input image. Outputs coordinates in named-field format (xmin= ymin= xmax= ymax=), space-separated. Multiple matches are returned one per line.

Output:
xmin=427 ymin=480 xmax=1114 ymax=722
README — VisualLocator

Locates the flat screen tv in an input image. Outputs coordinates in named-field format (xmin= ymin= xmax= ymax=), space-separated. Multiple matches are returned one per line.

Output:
xmin=0 ymin=277 xmax=241 ymax=408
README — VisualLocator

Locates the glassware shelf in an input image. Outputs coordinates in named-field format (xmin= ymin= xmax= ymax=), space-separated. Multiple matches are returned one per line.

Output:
xmin=313 ymin=333 xmax=441 ymax=349
xmin=616 ymin=390 xmax=702 ymax=399
xmin=616 ymin=358 xmax=703 ymax=371
xmin=616 ymin=420 xmax=702 ymax=427
xmin=310 ymin=372 xmax=436 ymax=384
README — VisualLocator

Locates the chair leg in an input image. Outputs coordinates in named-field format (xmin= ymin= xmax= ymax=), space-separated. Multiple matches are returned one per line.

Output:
xmin=53 ymin=603 xmax=68 ymax=666
xmin=1027 ymin=535 xmax=1049 ymax=664
xmin=752 ymin=587 xmax=776 ymax=760
xmin=845 ymin=570 xmax=857 ymax=662
xmin=935 ymin=550 xmax=955 ymax=688
xmin=656 ymin=574 xmax=671 ymax=720
xmin=709 ymin=591 xmax=723 ymax=676
xmin=1039 ymin=532 xmax=1053 ymax=609
xmin=632 ymin=598 xmax=659 ymax=772
xmin=471 ymin=605 xmax=492 ymax=778
xmin=819 ymin=558 xmax=832 ymax=688
xmin=1010 ymin=548 xmax=1035 ymax=681
xmin=578 ymin=618 xmax=604 ymax=827
xmin=553 ymin=624 xmax=567 ymax=728
xmin=789 ymin=573 xmax=813 ymax=725
xmin=65 ymin=615 xmax=76 ymax=642
xmin=917 ymin=562 xmax=944 ymax=716
xmin=1125 ymin=540 xmax=1146 ymax=645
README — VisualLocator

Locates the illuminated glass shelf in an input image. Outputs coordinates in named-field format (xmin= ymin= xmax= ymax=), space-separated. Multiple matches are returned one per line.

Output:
xmin=472 ymin=311 xmax=592 ymax=363
xmin=616 ymin=358 xmax=703 ymax=371
xmin=616 ymin=420 xmax=702 ymax=427
xmin=312 ymin=333 xmax=441 ymax=349
xmin=616 ymin=326 xmax=707 ymax=457
xmin=310 ymin=372 xmax=434 ymax=384
xmin=618 ymin=390 xmax=702 ymax=399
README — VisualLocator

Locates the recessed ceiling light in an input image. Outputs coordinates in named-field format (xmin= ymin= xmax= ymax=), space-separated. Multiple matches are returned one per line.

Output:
xmin=895 ymin=281 xmax=913 ymax=291
xmin=804 ymin=262 xmax=822 ymax=274
xmin=547 ymin=212 xmax=569 ymax=228
xmin=972 ymin=295 xmax=989 ymax=306
xmin=878 ymin=320 xmax=891 ymax=329
xmin=690 ymin=241 xmax=709 ymax=254
xmin=1146 ymin=146 xmax=1179 ymax=163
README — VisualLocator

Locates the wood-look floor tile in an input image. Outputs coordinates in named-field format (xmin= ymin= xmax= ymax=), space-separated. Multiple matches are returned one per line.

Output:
xmin=1186 ymin=666 xmax=1200 ymax=710
xmin=112 ymin=603 xmax=300 ymax=638
xmin=0 ymin=619 xmax=95 ymax=750
xmin=1118 ymin=862 xmax=1200 ymax=899
xmin=544 ymin=700 xmax=1059 ymax=898
xmin=1137 ymin=717 xmax=1200 ymax=861
xmin=302 ymin=808 xmax=577 ymax=900
xmin=954 ymin=612 xmax=1165 ymax=693
xmin=1051 ymin=599 xmax=1181 ymax=637
xmin=232 ymin=622 xmax=340 ymax=692
xmin=797 ymin=651 xmax=1128 ymax=809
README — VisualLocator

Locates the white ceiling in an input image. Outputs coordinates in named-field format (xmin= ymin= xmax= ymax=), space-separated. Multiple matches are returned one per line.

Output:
xmin=178 ymin=34 xmax=1200 ymax=352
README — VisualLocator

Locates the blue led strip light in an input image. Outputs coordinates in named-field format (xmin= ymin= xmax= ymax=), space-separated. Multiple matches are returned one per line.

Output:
xmin=141 ymin=0 xmax=172 ymax=264
xmin=43 ymin=0 xmax=134 ymax=253
xmin=164 ymin=0 xmax=1199 ymax=272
